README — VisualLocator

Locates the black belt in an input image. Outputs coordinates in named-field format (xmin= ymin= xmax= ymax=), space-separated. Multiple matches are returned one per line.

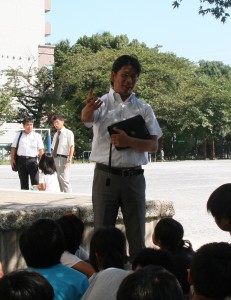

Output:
xmin=56 ymin=154 xmax=68 ymax=158
xmin=19 ymin=156 xmax=37 ymax=159
xmin=96 ymin=163 xmax=143 ymax=177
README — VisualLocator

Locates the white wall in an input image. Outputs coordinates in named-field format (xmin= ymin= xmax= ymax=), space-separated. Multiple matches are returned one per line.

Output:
xmin=0 ymin=0 xmax=45 ymax=71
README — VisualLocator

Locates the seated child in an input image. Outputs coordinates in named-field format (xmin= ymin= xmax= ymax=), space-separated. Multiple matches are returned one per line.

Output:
xmin=207 ymin=183 xmax=231 ymax=233
xmin=82 ymin=227 xmax=132 ymax=300
xmin=37 ymin=153 xmax=60 ymax=192
xmin=19 ymin=218 xmax=89 ymax=300
xmin=56 ymin=214 xmax=95 ymax=277
xmin=188 ymin=242 xmax=231 ymax=300
xmin=152 ymin=217 xmax=194 ymax=297
xmin=0 ymin=269 xmax=54 ymax=300
xmin=132 ymin=247 xmax=174 ymax=273
xmin=117 ymin=265 xmax=184 ymax=300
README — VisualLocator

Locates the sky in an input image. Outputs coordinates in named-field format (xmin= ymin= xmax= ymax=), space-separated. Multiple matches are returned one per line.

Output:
xmin=46 ymin=0 xmax=231 ymax=66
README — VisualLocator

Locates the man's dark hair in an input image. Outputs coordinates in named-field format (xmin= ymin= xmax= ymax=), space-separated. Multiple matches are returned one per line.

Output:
xmin=190 ymin=242 xmax=231 ymax=299
xmin=89 ymin=227 xmax=126 ymax=272
xmin=56 ymin=214 xmax=84 ymax=254
xmin=111 ymin=55 xmax=141 ymax=76
xmin=38 ymin=153 xmax=57 ymax=175
xmin=52 ymin=114 xmax=65 ymax=122
xmin=19 ymin=218 xmax=65 ymax=268
xmin=132 ymin=247 xmax=174 ymax=273
xmin=22 ymin=117 xmax=34 ymax=125
xmin=0 ymin=269 xmax=54 ymax=300
xmin=207 ymin=183 xmax=231 ymax=221
xmin=117 ymin=265 xmax=184 ymax=300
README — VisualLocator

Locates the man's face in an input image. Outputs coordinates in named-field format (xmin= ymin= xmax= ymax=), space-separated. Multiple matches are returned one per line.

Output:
xmin=111 ymin=65 xmax=138 ymax=101
xmin=23 ymin=122 xmax=34 ymax=134
xmin=53 ymin=119 xmax=64 ymax=131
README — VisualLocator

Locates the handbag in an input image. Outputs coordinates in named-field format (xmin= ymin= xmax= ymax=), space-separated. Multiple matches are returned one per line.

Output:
xmin=12 ymin=131 xmax=23 ymax=172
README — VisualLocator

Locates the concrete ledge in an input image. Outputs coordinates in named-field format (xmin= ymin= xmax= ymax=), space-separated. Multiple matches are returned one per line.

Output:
xmin=0 ymin=188 xmax=175 ymax=273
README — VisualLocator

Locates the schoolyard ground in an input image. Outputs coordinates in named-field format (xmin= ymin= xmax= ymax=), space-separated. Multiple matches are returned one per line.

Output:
xmin=0 ymin=159 xmax=230 ymax=250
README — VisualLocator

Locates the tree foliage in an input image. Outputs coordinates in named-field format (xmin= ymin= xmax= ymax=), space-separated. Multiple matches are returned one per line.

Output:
xmin=3 ymin=32 xmax=231 ymax=159
xmin=2 ymin=67 xmax=61 ymax=127
xmin=172 ymin=0 xmax=231 ymax=22
xmin=197 ymin=60 xmax=231 ymax=78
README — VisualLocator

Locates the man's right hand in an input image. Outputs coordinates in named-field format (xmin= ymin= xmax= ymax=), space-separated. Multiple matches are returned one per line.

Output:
xmin=81 ymin=89 xmax=103 ymax=122
xmin=86 ymin=88 xmax=102 ymax=111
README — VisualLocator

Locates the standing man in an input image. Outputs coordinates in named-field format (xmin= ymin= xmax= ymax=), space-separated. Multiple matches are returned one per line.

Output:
xmin=11 ymin=117 xmax=44 ymax=190
xmin=81 ymin=55 xmax=162 ymax=261
xmin=51 ymin=115 xmax=74 ymax=193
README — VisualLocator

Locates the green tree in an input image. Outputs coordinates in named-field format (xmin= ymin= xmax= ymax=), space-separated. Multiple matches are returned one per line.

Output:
xmin=2 ymin=66 xmax=61 ymax=127
xmin=53 ymin=33 xmax=231 ymax=159
xmin=75 ymin=32 xmax=131 ymax=52
xmin=173 ymin=0 xmax=231 ymax=22
xmin=3 ymin=33 xmax=231 ymax=160
xmin=198 ymin=60 xmax=231 ymax=78
xmin=54 ymin=35 xmax=151 ymax=157
xmin=0 ymin=88 xmax=17 ymax=122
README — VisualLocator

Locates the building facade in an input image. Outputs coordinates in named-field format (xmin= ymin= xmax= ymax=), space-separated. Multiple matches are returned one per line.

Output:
xmin=0 ymin=0 xmax=54 ymax=154
xmin=0 ymin=0 xmax=54 ymax=73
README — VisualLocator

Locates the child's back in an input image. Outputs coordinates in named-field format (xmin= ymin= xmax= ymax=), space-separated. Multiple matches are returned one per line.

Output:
xmin=56 ymin=214 xmax=94 ymax=277
xmin=153 ymin=217 xmax=194 ymax=296
xmin=19 ymin=218 xmax=89 ymax=300
xmin=39 ymin=171 xmax=60 ymax=192
xmin=38 ymin=153 xmax=60 ymax=192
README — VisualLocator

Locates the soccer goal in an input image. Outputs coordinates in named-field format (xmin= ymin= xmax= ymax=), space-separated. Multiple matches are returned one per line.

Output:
xmin=33 ymin=128 xmax=51 ymax=153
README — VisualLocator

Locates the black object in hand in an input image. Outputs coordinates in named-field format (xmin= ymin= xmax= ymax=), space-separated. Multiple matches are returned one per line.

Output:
xmin=107 ymin=115 xmax=150 ymax=150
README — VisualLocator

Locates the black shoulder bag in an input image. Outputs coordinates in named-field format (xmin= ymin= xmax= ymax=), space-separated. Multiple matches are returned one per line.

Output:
xmin=12 ymin=131 xmax=23 ymax=172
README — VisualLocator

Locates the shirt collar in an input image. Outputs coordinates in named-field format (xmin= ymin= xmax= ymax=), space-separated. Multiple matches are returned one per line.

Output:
xmin=109 ymin=87 xmax=135 ymax=103
xmin=59 ymin=126 xmax=65 ymax=133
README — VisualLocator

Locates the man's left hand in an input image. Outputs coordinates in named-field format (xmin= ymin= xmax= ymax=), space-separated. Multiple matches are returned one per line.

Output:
xmin=111 ymin=128 xmax=130 ymax=148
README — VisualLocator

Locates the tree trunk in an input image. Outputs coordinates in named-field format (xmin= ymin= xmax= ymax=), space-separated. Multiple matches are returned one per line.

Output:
xmin=204 ymin=139 xmax=207 ymax=159
xmin=211 ymin=139 xmax=215 ymax=159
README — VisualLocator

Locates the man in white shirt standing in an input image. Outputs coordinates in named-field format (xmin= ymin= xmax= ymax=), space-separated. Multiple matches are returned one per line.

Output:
xmin=11 ymin=117 xmax=44 ymax=190
xmin=51 ymin=115 xmax=74 ymax=193
xmin=81 ymin=55 xmax=162 ymax=262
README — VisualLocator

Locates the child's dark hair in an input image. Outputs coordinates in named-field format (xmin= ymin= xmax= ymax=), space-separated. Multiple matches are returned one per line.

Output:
xmin=89 ymin=227 xmax=126 ymax=272
xmin=56 ymin=214 xmax=84 ymax=254
xmin=117 ymin=265 xmax=184 ymax=300
xmin=191 ymin=242 xmax=231 ymax=299
xmin=19 ymin=219 xmax=65 ymax=268
xmin=207 ymin=183 xmax=231 ymax=221
xmin=132 ymin=248 xmax=174 ymax=273
xmin=0 ymin=269 xmax=54 ymax=300
xmin=39 ymin=153 xmax=56 ymax=175
xmin=154 ymin=218 xmax=193 ymax=253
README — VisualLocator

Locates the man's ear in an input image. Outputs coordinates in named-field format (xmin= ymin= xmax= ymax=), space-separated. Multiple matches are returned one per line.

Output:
xmin=188 ymin=268 xmax=193 ymax=285
xmin=110 ymin=71 xmax=115 ymax=85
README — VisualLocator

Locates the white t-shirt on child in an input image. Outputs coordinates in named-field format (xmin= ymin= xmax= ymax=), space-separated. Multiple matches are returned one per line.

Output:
xmin=61 ymin=251 xmax=82 ymax=267
xmin=39 ymin=172 xmax=60 ymax=192
xmin=75 ymin=246 xmax=89 ymax=261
